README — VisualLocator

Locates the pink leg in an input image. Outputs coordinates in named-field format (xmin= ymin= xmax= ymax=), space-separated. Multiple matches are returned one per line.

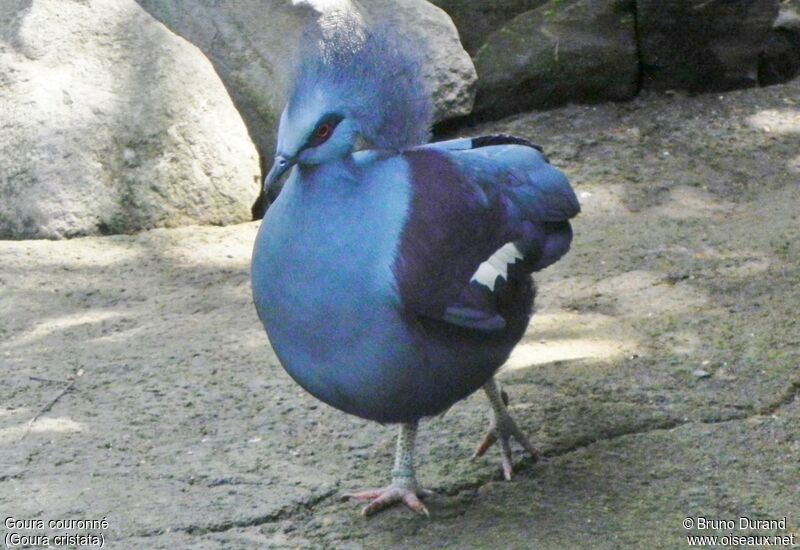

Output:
xmin=344 ymin=421 xmax=433 ymax=517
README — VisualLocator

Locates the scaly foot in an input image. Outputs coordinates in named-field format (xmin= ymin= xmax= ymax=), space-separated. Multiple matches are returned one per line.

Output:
xmin=346 ymin=480 xmax=433 ymax=517
xmin=474 ymin=378 xmax=538 ymax=480
xmin=346 ymin=422 xmax=433 ymax=517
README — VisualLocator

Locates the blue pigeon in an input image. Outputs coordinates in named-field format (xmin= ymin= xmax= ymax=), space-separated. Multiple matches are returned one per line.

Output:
xmin=251 ymin=19 xmax=580 ymax=517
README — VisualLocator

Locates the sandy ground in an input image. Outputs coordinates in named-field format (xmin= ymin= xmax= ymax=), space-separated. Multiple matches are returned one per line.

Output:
xmin=2 ymin=78 xmax=799 ymax=549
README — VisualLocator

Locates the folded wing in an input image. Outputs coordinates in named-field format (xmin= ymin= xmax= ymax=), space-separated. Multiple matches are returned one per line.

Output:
xmin=393 ymin=136 xmax=580 ymax=331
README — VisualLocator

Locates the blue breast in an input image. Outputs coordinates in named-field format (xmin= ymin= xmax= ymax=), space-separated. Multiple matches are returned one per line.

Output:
xmin=252 ymin=153 xmax=428 ymax=422
xmin=252 ymin=140 xmax=576 ymax=423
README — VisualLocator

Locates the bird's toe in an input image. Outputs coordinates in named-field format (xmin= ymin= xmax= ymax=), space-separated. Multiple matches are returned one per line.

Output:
xmin=343 ymin=489 xmax=385 ymax=502
xmin=347 ymin=484 xmax=432 ymax=517
xmin=474 ymin=389 xmax=539 ymax=479
xmin=473 ymin=429 xmax=498 ymax=458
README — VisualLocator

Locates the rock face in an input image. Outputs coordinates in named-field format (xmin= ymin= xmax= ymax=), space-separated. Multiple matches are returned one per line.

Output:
xmin=428 ymin=0 xmax=547 ymax=54
xmin=637 ymin=0 xmax=780 ymax=92
xmin=473 ymin=0 xmax=639 ymax=120
xmin=759 ymin=0 xmax=800 ymax=86
xmin=0 ymin=0 xmax=260 ymax=239
xmin=136 ymin=0 xmax=477 ymax=169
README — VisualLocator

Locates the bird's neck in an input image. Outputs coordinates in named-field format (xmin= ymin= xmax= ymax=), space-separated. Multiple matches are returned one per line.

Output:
xmin=298 ymin=154 xmax=358 ymax=189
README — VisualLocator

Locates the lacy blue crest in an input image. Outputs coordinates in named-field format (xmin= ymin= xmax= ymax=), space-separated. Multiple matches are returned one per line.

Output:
xmin=289 ymin=13 xmax=433 ymax=150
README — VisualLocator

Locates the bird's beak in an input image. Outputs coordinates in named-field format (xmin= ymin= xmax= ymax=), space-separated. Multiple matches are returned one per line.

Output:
xmin=263 ymin=155 xmax=294 ymax=194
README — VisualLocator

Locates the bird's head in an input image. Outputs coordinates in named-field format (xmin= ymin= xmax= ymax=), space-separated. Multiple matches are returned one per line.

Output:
xmin=264 ymin=90 xmax=361 ymax=190
xmin=263 ymin=18 xmax=433 ymax=194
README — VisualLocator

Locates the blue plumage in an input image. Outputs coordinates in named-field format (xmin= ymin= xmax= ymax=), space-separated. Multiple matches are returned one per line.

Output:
xmin=396 ymin=142 xmax=579 ymax=332
xmin=291 ymin=19 xmax=432 ymax=150
xmin=251 ymin=15 xmax=580 ymax=516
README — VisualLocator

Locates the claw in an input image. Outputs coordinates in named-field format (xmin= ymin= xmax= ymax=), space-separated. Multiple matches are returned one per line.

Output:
xmin=346 ymin=422 xmax=432 ymax=517
xmin=473 ymin=431 xmax=497 ymax=458
xmin=346 ymin=484 xmax=431 ymax=517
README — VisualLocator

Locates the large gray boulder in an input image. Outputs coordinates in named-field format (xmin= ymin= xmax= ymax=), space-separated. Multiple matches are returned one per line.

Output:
xmin=759 ymin=0 xmax=800 ymax=86
xmin=136 ymin=0 xmax=477 ymax=169
xmin=473 ymin=0 xmax=638 ymax=120
xmin=0 ymin=0 xmax=260 ymax=239
xmin=637 ymin=0 xmax=780 ymax=92
xmin=428 ymin=0 xmax=547 ymax=54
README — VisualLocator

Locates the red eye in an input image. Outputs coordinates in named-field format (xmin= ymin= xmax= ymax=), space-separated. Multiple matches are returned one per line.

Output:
xmin=306 ymin=116 xmax=342 ymax=148
xmin=316 ymin=123 xmax=332 ymax=139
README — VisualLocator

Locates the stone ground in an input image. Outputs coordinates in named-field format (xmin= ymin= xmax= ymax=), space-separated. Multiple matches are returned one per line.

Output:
xmin=2 ymin=78 xmax=799 ymax=549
